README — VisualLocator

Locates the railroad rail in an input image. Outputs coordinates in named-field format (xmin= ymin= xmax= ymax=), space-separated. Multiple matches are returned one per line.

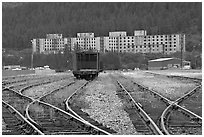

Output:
xmin=25 ymin=80 xmax=112 ymax=135
xmin=2 ymin=87 xmax=34 ymax=115
xmin=2 ymin=100 xmax=44 ymax=135
xmin=2 ymin=74 xmax=40 ymax=86
xmin=65 ymin=81 xmax=90 ymax=121
xmin=20 ymin=77 xmax=75 ymax=95
xmin=160 ymin=85 xmax=202 ymax=135
xmin=26 ymin=99 xmax=110 ymax=135
xmin=116 ymin=80 xmax=164 ymax=135
xmin=145 ymin=71 xmax=201 ymax=84
xmin=65 ymin=81 xmax=116 ymax=134
xmin=4 ymin=75 xmax=73 ymax=91
xmin=120 ymin=74 xmax=202 ymax=134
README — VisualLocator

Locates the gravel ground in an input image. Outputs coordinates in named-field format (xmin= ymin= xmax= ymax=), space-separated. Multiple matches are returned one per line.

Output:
xmin=145 ymin=70 xmax=202 ymax=79
xmin=23 ymin=78 xmax=74 ymax=99
xmin=169 ymin=110 xmax=202 ymax=135
xmin=179 ymin=88 xmax=202 ymax=117
xmin=12 ymin=74 xmax=71 ymax=91
xmin=2 ymin=119 xmax=7 ymax=130
xmin=122 ymin=71 xmax=196 ymax=101
xmin=41 ymin=79 xmax=87 ymax=109
xmin=79 ymin=73 xmax=139 ymax=135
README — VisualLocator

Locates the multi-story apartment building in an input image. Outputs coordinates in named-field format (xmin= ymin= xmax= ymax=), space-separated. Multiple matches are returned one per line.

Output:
xmin=103 ymin=30 xmax=185 ymax=54
xmin=31 ymin=31 xmax=185 ymax=55
xmin=70 ymin=33 xmax=101 ymax=52
xmin=31 ymin=34 xmax=68 ymax=54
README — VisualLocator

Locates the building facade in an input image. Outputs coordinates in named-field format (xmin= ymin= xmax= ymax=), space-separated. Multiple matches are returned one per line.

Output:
xmin=31 ymin=31 xmax=185 ymax=55
xmin=69 ymin=33 xmax=100 ymax=52
xmin=31 ymin=34 xmax=68 ymax=54
xmin=103 ymin=30 xmax=185 ymax=54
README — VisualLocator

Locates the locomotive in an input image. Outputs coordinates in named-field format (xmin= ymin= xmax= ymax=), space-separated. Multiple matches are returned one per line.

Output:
xmin=72 ymin=51 xmax=103 ymax=80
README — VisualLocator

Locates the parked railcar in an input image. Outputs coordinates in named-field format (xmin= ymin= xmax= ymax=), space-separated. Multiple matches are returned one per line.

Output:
xmin=72 ymin=51 xmax=102 ymax=80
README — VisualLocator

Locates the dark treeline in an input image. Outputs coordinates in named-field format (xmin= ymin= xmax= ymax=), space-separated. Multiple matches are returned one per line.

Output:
xmin=2 ymin=49 xmax=201 ymax=70
xmin=2 ymin=2 xmax=202 ymax=52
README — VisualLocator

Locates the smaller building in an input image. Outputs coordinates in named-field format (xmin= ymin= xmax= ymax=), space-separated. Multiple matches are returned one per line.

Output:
xmin=148 ymin=58 xmax=190 ymax=70
xmin=3 ymin=65 xmax=21 ymax=70
xmin=134 ymin=30 xmax=147 ymax=36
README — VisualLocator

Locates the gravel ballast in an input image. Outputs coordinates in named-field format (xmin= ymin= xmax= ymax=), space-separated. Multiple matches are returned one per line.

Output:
xmin=79 ymin=73 xmax=139 ymax=135
xmin=122 ymin=71 xmax=196 ymax=100
xmin=23 ymin=78 xmax=74 ymax=99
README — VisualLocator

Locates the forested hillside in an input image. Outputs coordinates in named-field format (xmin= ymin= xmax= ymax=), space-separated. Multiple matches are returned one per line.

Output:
xmin=2 ymin=2 xmax=202 ymax=51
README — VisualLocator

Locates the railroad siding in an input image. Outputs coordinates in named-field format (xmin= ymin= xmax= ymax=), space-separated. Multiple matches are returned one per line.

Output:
xmin=2 ymin=70 xmax=35 ymax=77
xmin=122 ymin=71 xmax=196 ymax=100
xmin=80 ymin=73 xmax=139 ymax=135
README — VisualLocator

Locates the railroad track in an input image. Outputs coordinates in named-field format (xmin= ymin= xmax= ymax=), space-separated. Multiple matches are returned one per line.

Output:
xmin=2 ymin=87 xmax=33 ymax=115
xmin=146 ymin=71 xmax=201 ymax=85
xmin=4 ymin=75 xmax=73 ymax=91
xmin=118 ymin=73 xmax=202 ymax=135
xmin=143 ymin=72 xmax=202 ymax=134
xmin=25 ymin=80 xmax=112 ymax=135
xmin=26 ymin=99 xmax=111 ymax=135
xmin=20 ymin=76 xmax=75 ymax=95
xmin=65 ymin=81 xmax=117 ymax=134
xmin=160 ymin=85 xmax=202 ymax=135
xmin=2 ymin=74 xmax=74 ymax=135
xmin=2 ymin=74 xmax=41 ymax=86
xmin=2 ymin=98 xmax=43 ymax=135
xmin=26 ymin=101 xmax=92 ymax=135
xmin=115 ymin=79 xmax=163 ymax=135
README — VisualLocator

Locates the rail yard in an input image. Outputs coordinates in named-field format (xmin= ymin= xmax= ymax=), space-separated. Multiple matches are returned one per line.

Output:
xmin=2 ymin=70 xmax=202 ymax=135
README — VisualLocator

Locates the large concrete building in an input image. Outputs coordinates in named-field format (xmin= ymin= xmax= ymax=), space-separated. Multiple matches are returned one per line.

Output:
xmin=102 ymin=30 xmax=185 ymax=54
xmin=31 ymin=34 xmax=69 ymax=54
xmin=31 ymin=30 xmax=185 ymax=55
xmin=70 ymin=33 xmax=101 ymax=52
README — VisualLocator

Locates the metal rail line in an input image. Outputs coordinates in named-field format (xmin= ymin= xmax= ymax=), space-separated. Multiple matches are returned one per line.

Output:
xmin=2 ymin=100 xmax=44 ymax=135
xmin=24 ymin=80 xmax=77 ymax=131
xmin=25 ymin=80 xmax=111 ymax=135
xmin=65 ymin=81 xmax=113 ymax=135
xmin=160 ymin=87 xmax=201 ymax=134
xmin=26 ymin=100 xmax=109 ymax=135
xmin=117 ymin=80 xmax=164 ymax=135
xmin=120 ymin=74 xmax=202 ymax=134
xmin=65 ymin=81 xmax=90 ymax=121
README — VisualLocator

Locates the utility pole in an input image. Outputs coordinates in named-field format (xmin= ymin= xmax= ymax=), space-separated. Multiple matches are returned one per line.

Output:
xmin=31 ymin=52 xmax=33 ymax=69
xmin=31 ymin=40 xmax=34 ymax=69
xmin=180 ymin=34 xmax=184 ymax=69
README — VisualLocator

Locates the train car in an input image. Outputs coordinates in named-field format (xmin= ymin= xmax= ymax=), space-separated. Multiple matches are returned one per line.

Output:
xmin=72 ymin=51 xmax=102 ymax=80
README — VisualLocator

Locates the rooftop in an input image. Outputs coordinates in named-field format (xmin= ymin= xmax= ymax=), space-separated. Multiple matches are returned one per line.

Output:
xmin=148 ymin=58 xmax=174 ymax=62
xmin=148 ymin=58 xmax=190 ymax=63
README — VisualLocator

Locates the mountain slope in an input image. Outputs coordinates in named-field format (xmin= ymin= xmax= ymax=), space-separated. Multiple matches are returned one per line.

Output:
xmin=2 ymin=2 xmax=202 ymax=51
